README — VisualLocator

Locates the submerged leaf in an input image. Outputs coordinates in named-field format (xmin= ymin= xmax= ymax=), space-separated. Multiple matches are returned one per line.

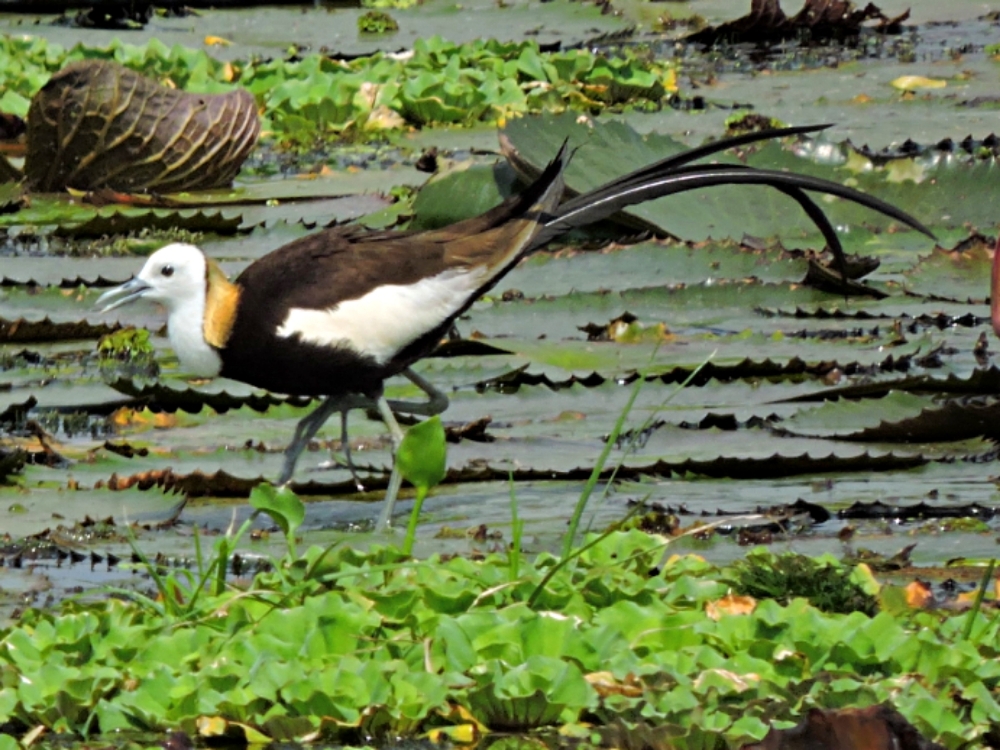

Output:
xmin=891 ymin=75 xmax=948 ymax=91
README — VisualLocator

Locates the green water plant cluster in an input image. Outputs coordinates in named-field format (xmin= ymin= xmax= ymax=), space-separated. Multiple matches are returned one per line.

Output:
xmin=1 ymin=517 xmax=999 ymax=747
xmin=0 ymin=34 xmax=675 ymax=147
xmin=357 ymin=10 xmax=400 ymax=34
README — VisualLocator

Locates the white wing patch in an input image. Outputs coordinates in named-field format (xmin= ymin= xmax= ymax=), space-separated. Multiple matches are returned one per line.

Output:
xmin=275 ymin=267 xmax=488 ymax=364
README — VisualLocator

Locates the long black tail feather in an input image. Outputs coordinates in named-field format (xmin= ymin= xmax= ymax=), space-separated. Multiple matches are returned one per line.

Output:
xmin=528 ymin=127 xmax=932 ymax=289
xmin=538 ymin=162 xmax=934 ymax=248
xmin=554 ymin=124 xmax=833 ymax=218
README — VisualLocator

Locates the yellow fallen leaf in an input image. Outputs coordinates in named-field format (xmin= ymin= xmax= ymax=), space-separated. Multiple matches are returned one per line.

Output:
xmin=663 ymin=67 xmax=678 ymax=93
xmin=153 ymin=413 xmax=177 ymax=429
xmin=891 ymin=75 xmax=946 ymax=91
xmin=196 ymin=716 xmax=228 ymax=736
xmin=706 ymin=594 xmax=757 ymax=620
xmin=904 ymin=580 xmax=933 ymax=608
xmin=955 ymin=590 xmax=979 ymax=608
xmin=851 ymin=93 xmax=872 ymax=104
xmin=426 ymin=724 xmax=480 ymax=744
xmin=204 ymin=35 xmax=232 ymax=47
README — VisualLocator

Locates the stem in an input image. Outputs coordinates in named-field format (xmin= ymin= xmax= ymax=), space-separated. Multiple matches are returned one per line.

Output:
xmin=963 ymin=558 xmax=996 ymax=642
xmin=509 ymin=472 xmax=522 ymax=581
xmin=403 ymin=486 xmax=428 ymax=556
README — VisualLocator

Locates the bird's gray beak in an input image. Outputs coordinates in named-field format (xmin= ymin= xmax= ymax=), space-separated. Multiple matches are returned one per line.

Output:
xmin=94 ymin=277 xmax=152 ymax=313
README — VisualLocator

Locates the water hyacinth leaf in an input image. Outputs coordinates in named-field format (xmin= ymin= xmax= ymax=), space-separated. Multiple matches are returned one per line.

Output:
xmin=25 ymin=60 xmax=259 ymax=193
xmin=467 ymin=655 xmax=593 ymax=729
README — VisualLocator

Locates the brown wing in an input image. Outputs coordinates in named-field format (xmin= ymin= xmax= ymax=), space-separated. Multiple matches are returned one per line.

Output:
xmin=233 ymin=147 xmax=568 ymax=329
xmin=220 ymin=149 xmax=567 ymax=396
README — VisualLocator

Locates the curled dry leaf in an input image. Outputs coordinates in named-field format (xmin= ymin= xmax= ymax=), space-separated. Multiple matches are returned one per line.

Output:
xmin=25 ymin=60 xmax=259 ymax=193
xmin=585 ymin=671 xmax=644 ymax=698
xmin=686 ymin=0 xmax=910 ymax=46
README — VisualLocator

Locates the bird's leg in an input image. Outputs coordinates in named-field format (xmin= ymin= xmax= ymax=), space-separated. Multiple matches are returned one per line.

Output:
xmin=339 ymin=408 xmax=365 ymax=491
xmin=382 ymin=367 xmax=450 ymax=416
xmin=328 ymin=368 xmax=447 ymax=489
xmin=278 ymin=394 xmax=371 ymax=485
xmin=374 ymin=394 xmax=407 ymax=532
xmin=402 ymin=368 xmax=449 ymax=415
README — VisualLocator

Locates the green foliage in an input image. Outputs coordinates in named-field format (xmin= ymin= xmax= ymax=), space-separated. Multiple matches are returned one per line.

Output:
xmin=362 ymin=0 xmax=419 ymax=9
xmin=724 ymin=110 xmax=788 ymax=135
xmin=96 ymin=327 xmax=153 ymax=361
xmin=729 ymin=550 xmax=879 ymax=616
xmin=358 ymin=10 xmax=400 ymax=33
xmin=0 ymin=35 xmax=675 ymax=146
xmin=1 ymin=532 xmax=999 ymax=745
xmin=96 ymin=327 xmax=159 ymax=379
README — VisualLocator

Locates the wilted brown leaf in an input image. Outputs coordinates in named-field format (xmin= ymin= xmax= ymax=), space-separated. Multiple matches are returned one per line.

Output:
xmin=25 ymin=60 xmax=259 ymax=193
xmin=686 ymin=0 xmax=910 ymax=47
xmin=585 ymin=671 xmax=644 ymax=698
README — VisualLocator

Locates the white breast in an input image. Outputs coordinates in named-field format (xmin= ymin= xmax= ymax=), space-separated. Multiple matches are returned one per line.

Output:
xmin=167 ymin=297 xmax=223 ymax=377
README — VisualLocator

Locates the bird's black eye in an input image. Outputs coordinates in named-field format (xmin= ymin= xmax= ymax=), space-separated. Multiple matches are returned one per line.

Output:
xmin=161 ymin=265 xmax=174 ymax=278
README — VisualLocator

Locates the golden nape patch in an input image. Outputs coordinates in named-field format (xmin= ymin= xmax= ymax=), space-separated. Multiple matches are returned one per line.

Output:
xmin=203 ymin=261 xmax=240 ymax=348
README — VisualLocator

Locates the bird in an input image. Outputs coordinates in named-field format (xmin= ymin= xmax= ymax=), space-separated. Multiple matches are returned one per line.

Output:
xmin=96 ymin=124 xmax=933 ymax=530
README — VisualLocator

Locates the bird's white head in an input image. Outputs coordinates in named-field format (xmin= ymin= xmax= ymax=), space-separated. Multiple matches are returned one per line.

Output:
xmin=96 ymin=243 xmax=224 ymax=377
xmin=96 ymin=243 xmax=208 ymax=314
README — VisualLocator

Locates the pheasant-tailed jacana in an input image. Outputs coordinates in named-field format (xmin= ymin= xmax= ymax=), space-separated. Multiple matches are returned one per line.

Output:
xmin=97 ymin=125 xmax=933 ymax=529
